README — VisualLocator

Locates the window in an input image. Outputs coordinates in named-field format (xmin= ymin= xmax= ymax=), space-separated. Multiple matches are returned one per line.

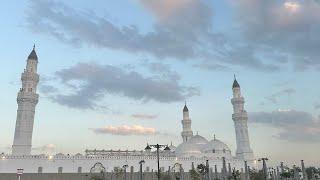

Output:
xmin=58 ymin=167 xmax=63 ymax=173
xmin=212 ymin=149 xmax=215 ymax=153
xmin=78 ymin=167 xmax=82 ymax=173
xmin=223 ymin=149 xmax=226 ymax=153
xmin=38 ymin=167 xmax=43 ymax=173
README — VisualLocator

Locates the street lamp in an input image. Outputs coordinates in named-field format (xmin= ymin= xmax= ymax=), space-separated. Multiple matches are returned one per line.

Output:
xmin=145 ymin=144 xmax=170 ymax=180
xmin=139 ymin=160 xmax=145 ymax=180
xmin=258 ymin=158 xmax=269 ymax=180
xmin=123 ymin=164 xmax=129 ymax=180
xmin=17 ymin=169 xmax=23 ymax=180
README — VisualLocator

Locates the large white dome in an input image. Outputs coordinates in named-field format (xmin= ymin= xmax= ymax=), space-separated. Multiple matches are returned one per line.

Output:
xmin=187 ymin=135 xmax=209 ymax=145
xmin=175 ymin=135 xmax=208 ymax=157
xmin=203 ymin=138 xmax=232 ymax=156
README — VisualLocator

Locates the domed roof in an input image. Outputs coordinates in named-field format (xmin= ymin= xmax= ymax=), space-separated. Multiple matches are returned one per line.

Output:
xmin=188 ymin=135 xmax=209 ymax=145
xmin=175 ymin=134 xmax=209 ymax=157
xmin=169 ymin=142 xmax=176 ymax=152
xmin=203 ymin=138 xmax=230 ymax=152
xmin=175 ymin=142 xmax=202 ymax=156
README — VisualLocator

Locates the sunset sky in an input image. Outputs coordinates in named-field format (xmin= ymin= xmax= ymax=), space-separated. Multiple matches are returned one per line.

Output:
xmin=1 ymin=0 xmax=320 ymax=166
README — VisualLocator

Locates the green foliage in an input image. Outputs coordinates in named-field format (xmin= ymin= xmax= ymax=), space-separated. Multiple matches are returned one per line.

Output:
xmin=230 ymin=168 xmax=241 ymax=180
xmin=197 ymin=163 xmax=208 ymax=175
xmin=306 ymin=167 xmax=320 ymax=180
xmin=189 ymin=168 xmax=201 ymax=180
xmin=280 ymin=171 xmax=293 ymax=178
xmin=113 ymin=167 xmax=124 ymax=177
xmin=249 ymin=169 xmax=264 ymax=180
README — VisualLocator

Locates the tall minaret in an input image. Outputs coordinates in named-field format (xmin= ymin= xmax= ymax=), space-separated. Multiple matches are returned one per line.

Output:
xmin=181 ymin=102 xmax=193 ymax=142
xmin=231 ymin=76 xmax=254 ymax=160
xmin=12 ymin=45 xmax=39 ymax=155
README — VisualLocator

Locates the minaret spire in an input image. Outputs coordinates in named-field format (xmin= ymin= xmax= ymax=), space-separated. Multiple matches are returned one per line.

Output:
xmin=181 ymin=102 xmax=193 ymax=142
xmin=12 ymin=45 xmax=40 ymax=155
xmin=231 ymin=76 xmax=254 ymax=161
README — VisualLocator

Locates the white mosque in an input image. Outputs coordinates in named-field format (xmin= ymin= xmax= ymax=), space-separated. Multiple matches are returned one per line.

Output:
xmin=0 ymin=47 xmax=255 ymax=173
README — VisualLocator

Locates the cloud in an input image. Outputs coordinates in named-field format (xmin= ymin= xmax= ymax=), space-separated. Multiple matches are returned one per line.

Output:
xmin=90 ymin=125 xmax=157 ymax=136
xmin=265 ymin=88 xmax=295 ymax=104
xmin=25 ymin=0 xmax=279 ymax=71
xmin=314 ymin=103 xmax=320 ymax=110
xmin=41 ymin=63 xmax=198 ymax=110
xmin=249 ymin=109 xmax=320 ymax=142
xmin=131 ymin=114 xmax=158 ymax=120
xmin=232 ymin=0 xmax=320 ymax=70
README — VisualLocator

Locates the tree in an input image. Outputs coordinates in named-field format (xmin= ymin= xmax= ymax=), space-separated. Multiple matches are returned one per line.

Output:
xmin=113 ymin=166 xmax=124 ymax=178
xmin=197 ymin=163 xmax=208 ymax=180
xmin=230 ymin=168 xmax=240 ymax=180
xmin=306 ymin=167 xmax=320 ymax=180
xmin=189 ymin=168 xmax=201 ymax=180
xmin=248 ymin=169 xmax=264 ymax=180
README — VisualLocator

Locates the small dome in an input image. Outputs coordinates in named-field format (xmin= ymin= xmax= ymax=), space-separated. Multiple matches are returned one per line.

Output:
xmin=28 ymin=46 xmax=38 ymax=61
xmin=145 ymin=144 xmax=151 ymax=150
xmin=169 ymin=142 xmax=176 ymax=152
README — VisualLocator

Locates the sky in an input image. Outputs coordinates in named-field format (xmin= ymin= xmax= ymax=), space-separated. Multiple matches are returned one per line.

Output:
xmin=0 ymin=0 xmax=320 ymax=167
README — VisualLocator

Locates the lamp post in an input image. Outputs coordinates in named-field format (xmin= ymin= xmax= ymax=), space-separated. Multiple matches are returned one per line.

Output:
xmin=139 ymin=160 xmax=145 ymax=180
xmin=17 ymin=169 xmax=23 ymax=180
xmin=145 ymin=144 xmax=170 ymax=180
xmin=258 ymin=158 xmax=268 ymax=180
xmin=123 ymin=164 xmax=128 ymax=180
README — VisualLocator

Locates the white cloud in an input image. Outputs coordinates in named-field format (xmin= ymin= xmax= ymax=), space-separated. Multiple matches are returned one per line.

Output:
xmin=90 ymin=125 xmax=157 ymax=136
xmin=131 ymin=114 xmax=158 ymax=120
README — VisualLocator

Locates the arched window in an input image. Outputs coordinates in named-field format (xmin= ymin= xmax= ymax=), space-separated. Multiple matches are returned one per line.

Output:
xmin=78 ymin=167 xmax=82 ymax=173
xmin=38 ymin=167 xmax=43 ymax=173
xmin=58 ymin=167 xmax=63 ymax=173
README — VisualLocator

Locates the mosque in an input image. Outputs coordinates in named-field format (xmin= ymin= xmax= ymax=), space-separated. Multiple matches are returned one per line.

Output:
xmin=0 ymin=47 xmax=255 ymax=173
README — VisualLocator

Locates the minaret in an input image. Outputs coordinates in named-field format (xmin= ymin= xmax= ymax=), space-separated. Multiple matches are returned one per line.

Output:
xmin=181 ymin=102 xmax=193 ymax=142
xmin=12 ymin=45 xmax=39 ymax=155
xmin=231 ymin=76 xmax=254 ymax=160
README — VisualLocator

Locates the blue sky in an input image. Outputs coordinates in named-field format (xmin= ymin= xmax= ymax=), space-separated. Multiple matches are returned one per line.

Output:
xmin=1 ymin=0 xmax=320 ymax=166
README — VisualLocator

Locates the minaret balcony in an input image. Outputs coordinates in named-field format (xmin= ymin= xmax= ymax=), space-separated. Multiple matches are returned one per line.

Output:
xmin=17 ymin=91 xmax=39 ymax=102
xmin=21 ymin=72 xmax=39 ymax=82
xmin=232 ymin=113 xmax=248 ymax=120
xmin=231 ymin=98 xmax=244 ymax=104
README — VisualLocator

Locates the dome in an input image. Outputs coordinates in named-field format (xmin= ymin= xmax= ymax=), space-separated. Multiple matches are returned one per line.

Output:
xmin=175 ymin=135 xmax=209 ymax=157
xmin=169 ymin=143 xmax=176 ymax=152
xmin=175 ymin=142 xmax=202 ymax=156
xmin=188 ymin=135 xmax=208 ymax=145
xmin=203 ymin=138 xmax=231 ymax=154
